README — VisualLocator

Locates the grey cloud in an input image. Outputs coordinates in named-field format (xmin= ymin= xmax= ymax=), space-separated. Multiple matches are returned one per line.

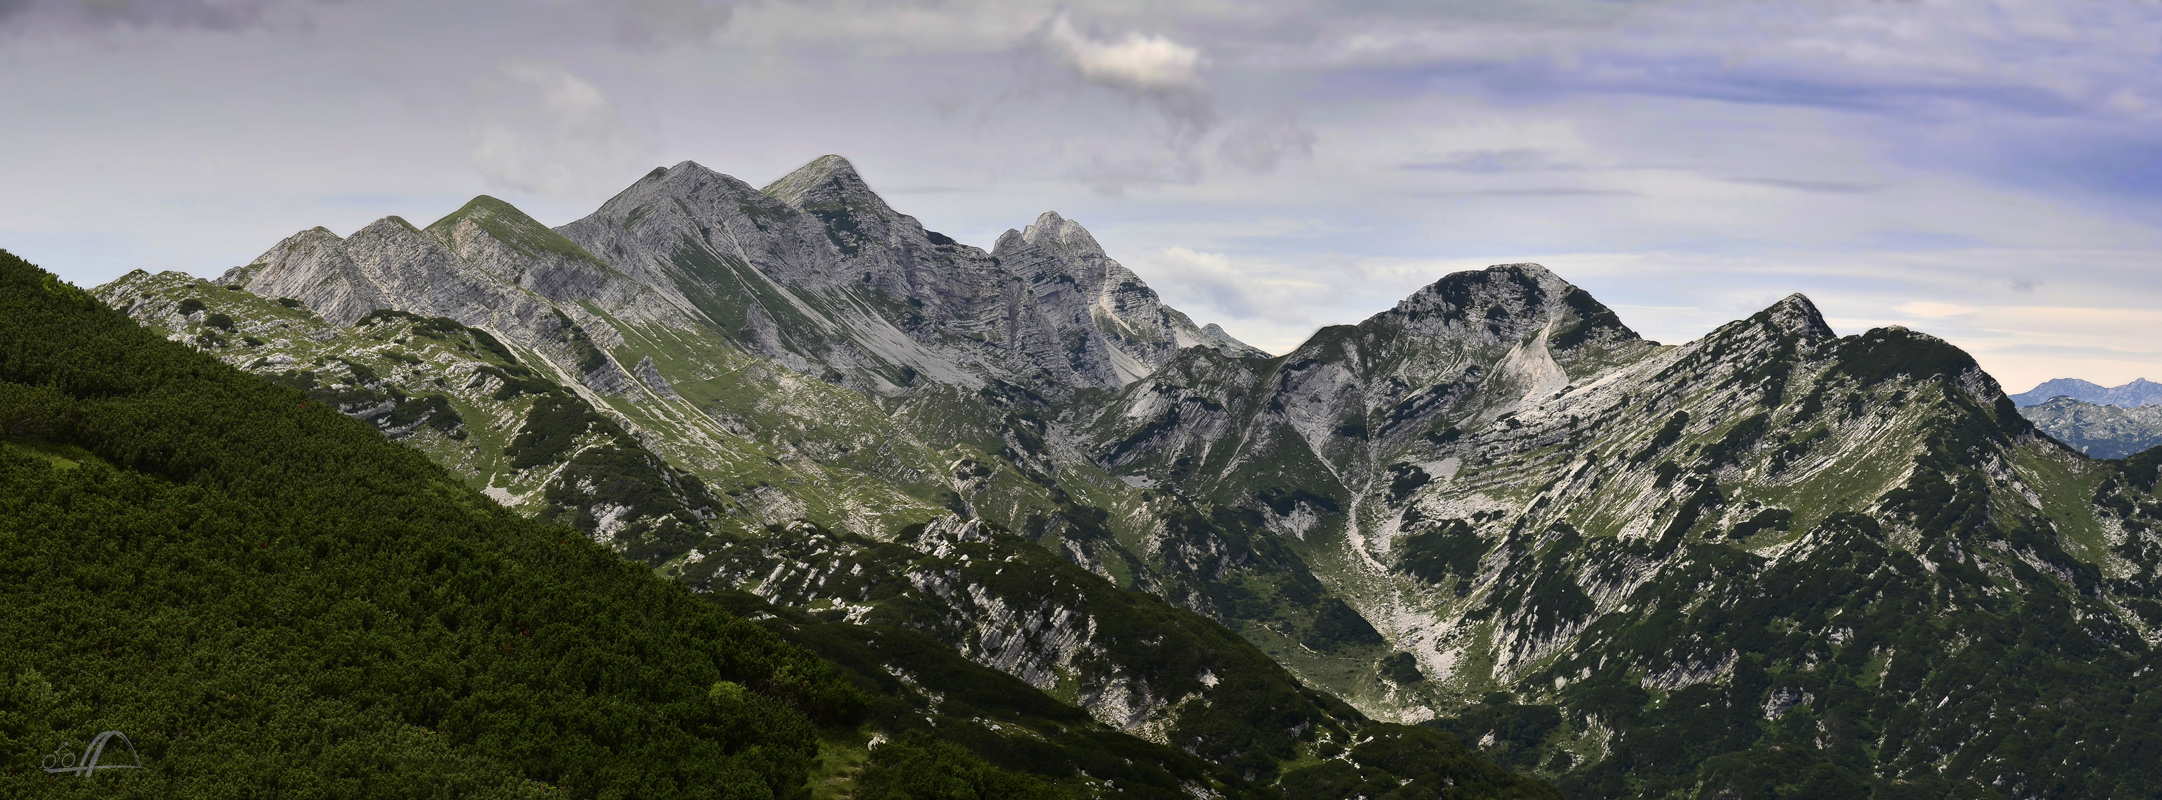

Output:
xmin=1217 ymin=115 xmax=1316 ymax=175
xmin=1136 ymin=247 xmax=1295 ymax=324
xmin=1070 ymin=154 xmax=1204 ymax=196
xmin=468 ymin=62 xmax=652 ymax=195
xmin=0 ymin=0 xmax=302 ymax=32
xmin=1399 ymin=149 xmax=1574 ymax=173
xmin=1410 ymin=188 xmax=1641 ymax=197
xmin=1729 ymin=177 xmax=1885 ymax=194
xmin=613 ymin=0 xmax=737 ymax=48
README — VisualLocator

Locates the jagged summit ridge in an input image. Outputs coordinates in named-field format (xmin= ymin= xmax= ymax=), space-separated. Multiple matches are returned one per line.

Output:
xmin=995 ymin=210 xmax=1107 ymax=259
xmin=225 ymin=155 xmax=1263 ymax=401
xmin=219 ymin=197 xmax=678 ymax=396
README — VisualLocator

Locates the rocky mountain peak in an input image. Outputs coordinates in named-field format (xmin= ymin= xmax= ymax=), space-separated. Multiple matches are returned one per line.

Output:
xmin=761 ymin=154 xmax=883 ymax=212
xmin=1759 ymin=292 xmax=1835 ymax=341
xmin=351 ymin=215 xmax=438 ymax=248
xmin=1199 ymin=323 xmax=1263 ymax=355
xmin=575 ymin=160 xmax=766 ymax=232
xmin=989 ymin=211 xmax=1106 ymax=261
xmin=991 ymin=212 xmax=1115 ymax=281
xmin=426 ymin=195 xmax=537 ymax=235
xmin=1374 ymin=262 xmax=1635 ymax=352
xmin=1024 ymin=211 xmax=1106 ymax=256
xmin=1390 ymin=263 xmax=1553 ymax=316
xmin=425 ymin=195 xmax=605 ymax=267
xmin=372 ymin=215 xmax=421 ymax=234
xmin=635 ymin=160 xmax=753 ymax=204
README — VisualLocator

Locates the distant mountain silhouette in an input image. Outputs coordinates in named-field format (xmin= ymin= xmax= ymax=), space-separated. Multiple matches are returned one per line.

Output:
xmin=2010 ymin=377 xmax=2162 ymax=407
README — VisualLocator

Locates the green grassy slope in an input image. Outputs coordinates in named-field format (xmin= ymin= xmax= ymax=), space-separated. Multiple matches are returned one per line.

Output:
xmin=94 ymin=271 xmax=741 ymax=564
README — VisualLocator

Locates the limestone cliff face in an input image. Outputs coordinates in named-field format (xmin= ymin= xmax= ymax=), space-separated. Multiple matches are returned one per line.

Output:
xmin=992 ymin=211 xmax=1269 ymax=387
xmin=229 ymin=156 xmax=1257 ymax=403
xmin=1090 ymin=263 xmax=1654 ymax=503
xmin=555 ymin=156 xmax=1261 ymax=396
xmin=219 ymin=198 xmax=678 ymax=394
xmin=93 ymin=268 xmax=727 ymax=562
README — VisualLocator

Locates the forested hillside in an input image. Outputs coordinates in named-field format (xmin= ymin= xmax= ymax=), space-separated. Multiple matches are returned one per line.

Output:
xmin=0 ymin=248 xmax=1068 ymax=797
xmin=1 ymin=248 xmax=1550 ymax=798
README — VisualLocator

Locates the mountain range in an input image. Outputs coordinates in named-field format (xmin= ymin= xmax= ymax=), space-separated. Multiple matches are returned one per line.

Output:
xmin=2009 ymin=379 xmax=2162 ymax=460
xmin=2010 ymin=377 xmax=2162 ymax=408
xmin=58 ymin=154 xmax=2162 ymax=798
xmin=5 ymin=248 xmax=1541 ymax=800
xmin=2018 ymin=397 xmax=2162 ymax=459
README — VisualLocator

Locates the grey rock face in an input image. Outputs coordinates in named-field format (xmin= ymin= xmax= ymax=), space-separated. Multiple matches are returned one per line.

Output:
xmin=992 ymin=211 xmax=1270 ymax=385
xmin=220 ymin=198 xmax=685 ymax=395
xmin=555 ymin=157 xmax=1260 ymax=396
xmin=224 ymin=224 xmax=394 ymax=328
xmin=92 ymin=268 xmax=726 ymax=559
xmin=635 ymin=355 xmax=679 ymax=400
xmin=230 ymin=157 xmax=1256 ymax=404
xmin=1091 ymin=263 xmax=1655 ymax=496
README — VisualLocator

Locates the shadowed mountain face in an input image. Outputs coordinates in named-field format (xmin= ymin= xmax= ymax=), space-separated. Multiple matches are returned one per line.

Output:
xmin=2011 ymin=377 xmax=2162 ymax=408
xmin=87 ymin=156 xmax=2162 ymax=799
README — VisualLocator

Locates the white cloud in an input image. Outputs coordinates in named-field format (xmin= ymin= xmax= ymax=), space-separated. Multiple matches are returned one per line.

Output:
xmin=1045 ymin=13 xmax=1206 ymax=94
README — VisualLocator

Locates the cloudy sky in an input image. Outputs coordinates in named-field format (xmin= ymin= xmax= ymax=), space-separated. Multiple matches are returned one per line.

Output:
xmin=4 ymin=0 xmax=2158 ymax=392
